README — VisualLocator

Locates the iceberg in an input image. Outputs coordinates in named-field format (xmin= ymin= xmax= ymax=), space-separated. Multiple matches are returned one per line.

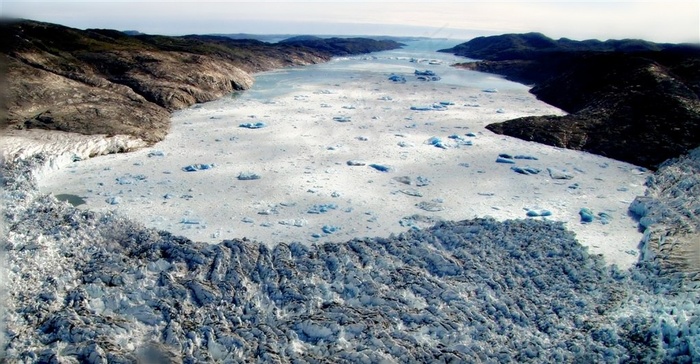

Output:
xmin=239 ymin=122 xmax=266 ymax=129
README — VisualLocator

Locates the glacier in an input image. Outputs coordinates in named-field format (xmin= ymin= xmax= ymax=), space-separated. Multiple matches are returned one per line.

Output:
xmin=2 ymin=152 xmax=699 ymax=362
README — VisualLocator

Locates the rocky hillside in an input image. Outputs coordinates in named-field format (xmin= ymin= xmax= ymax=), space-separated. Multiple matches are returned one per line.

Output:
xmin=0 ymin=19 xmax=402 ymax=143
xmin=442 ymin=33 xmax=700 ymax=170
xmin=279 ymin=35 xmax=403 ymax=56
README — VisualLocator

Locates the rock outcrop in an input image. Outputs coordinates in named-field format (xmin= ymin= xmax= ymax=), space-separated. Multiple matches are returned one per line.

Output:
xmin=442 ymin=33 xmax=700 ymax=170
xmin=0 ymin=19 xmax=402 ymax=144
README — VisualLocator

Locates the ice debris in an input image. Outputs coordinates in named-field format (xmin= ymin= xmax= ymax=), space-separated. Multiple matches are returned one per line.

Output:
xmin=239 ymin=122 xmax=266 ymax=129
xmin=511 ymin=166 xmax=541 ymax=175
xmin=116 ymin=174 xmax=147 ymax=184
xmin=237 ymin=172 xmax=261 ymax=180
xmin=414 ymin=69 xmax=436 ymax=76
xmin=548 ymin=167 xmax=574 ymax=180
xmin=105 ymin=196 xmax=121 ymax=205
xmin=496 ymin=155 xmax=516 ymax=164
xmin=182 ymin=164 xmax=214 ymax=172
xmin=307 ymin=203 xmax=338 ymax=214
xmin=526 ymin=209 xmax=553 ymax=217
xmin=388 ymin=74 xmax=406 ymax=83
xmin=369 ymin=164 xmax=392 ymax=172
xmin=399 ymin=189 xmax=423 ymax=197
xmin=321 ymin=225 xmax=341 ymax=234
xmin=427 ymin=137 xmax=448 ymax=149
xmin=579 ymin=208 xmax=595 ymax=223
xmin=278 ymin=219 xmax=307 ymax=227
xmin=514 ymin=155 xmax=538 ymax=160
xmin=416 ymin=201 xmax=445 ymax=212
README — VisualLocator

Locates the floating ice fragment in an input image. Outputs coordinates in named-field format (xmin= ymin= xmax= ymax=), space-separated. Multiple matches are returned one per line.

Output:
xmin=598 ymin=212 xmax=612 ymax=225
xmin=388 ymin=74 xmax=406 ymax=83
xmin=397 ymin=141 xmax=414 ymax=148
xmin=369 ymin=164 xmax=392 ymax=172
xmin=414 ymin=69 xmax=436 ymax=76
xmin=182 ymin=164 xmax=214 ymax=172
xmin=416 ymin=176 xmax=430 ymax=187
xmin=548 ymin=168 xmax=574 ymax=180
xmin=181 ymin=217 xmax=203 ymax=225
xmin=105 ymin=196 xmax=121 ymax=205
xmin=496 ymin=156 xmax=515 ymax=164
xmin=410 ymin=105 xmax=433 ymax=111
xmin=399 ymin=189 xmax=423 ymax=197
xmin=579 ymin=208 xmax=595 ymax=223
xmin=514 ymin=155 xmax=538 ymax=160
xmin=308 ymin=204 xmax=338 ymax=214
xmin=526 ymin=209 xmax=552 ymax=217
xmin=393 ymin=176 xmax=412 ymax=185
xmin=416 ymin=201 xmax=444 ymax=212
xmin=278 ymin=219 xmax=307 ymax=227
xmin=427 ymin=137 xmax=447 ymax=149
xmin=322 ymin=225 xmax=341 ymax=234
xmin=239 ymin=122 xmax=266 ymax=129
xmin=237 ymin=172 xmax=261 ymax=180
xmin=511 ymin=166 xmax=541 ymax=175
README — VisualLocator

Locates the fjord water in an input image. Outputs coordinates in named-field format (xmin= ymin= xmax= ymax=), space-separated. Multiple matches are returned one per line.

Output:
xmin=39 ymin=38 xmax=649 ymax=268
xmin=245 ymin=39 xmax=528 ymax=100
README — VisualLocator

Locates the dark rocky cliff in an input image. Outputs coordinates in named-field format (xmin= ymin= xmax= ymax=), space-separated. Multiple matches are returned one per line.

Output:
xmin=0 ymin=19 xmax=402 ymax=143
xmin=442 ymin=33 xmax=700 ymax=169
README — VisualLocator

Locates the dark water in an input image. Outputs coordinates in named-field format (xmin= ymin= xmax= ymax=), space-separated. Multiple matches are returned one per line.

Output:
xmin=55 ymin=194 xmax=87 ymax=206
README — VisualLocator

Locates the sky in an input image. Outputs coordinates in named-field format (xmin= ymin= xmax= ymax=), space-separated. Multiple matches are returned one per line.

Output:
xmin=2 ymin=1 xmax=699 ymax=43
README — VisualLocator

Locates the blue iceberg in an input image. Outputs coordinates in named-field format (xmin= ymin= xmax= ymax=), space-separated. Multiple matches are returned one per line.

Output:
xmin=369 ymin=164 xmax=392 ymax=172
xmin=182 ymin=164 xmax=214 ymax=172
xmin=239 ymin=122 xmax=266 ymax=129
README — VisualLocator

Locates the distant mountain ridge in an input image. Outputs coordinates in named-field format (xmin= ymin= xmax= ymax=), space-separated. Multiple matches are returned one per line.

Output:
xmin=279 ymin=35 xmax=403 ymax=56
xmin=0 ymin=19 xmax=402 ymax=143
xmin=440 ymin=32 xmax=673 ymax=61
xmin=442 ymin=33 xmax=700 ymax=169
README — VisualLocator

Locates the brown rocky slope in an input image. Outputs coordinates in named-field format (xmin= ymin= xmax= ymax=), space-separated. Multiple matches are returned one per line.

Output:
xmin=0 ymin=19 xmax=402 ymax=143
xmin=441 ymin=33 xmax=700 ymax=170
